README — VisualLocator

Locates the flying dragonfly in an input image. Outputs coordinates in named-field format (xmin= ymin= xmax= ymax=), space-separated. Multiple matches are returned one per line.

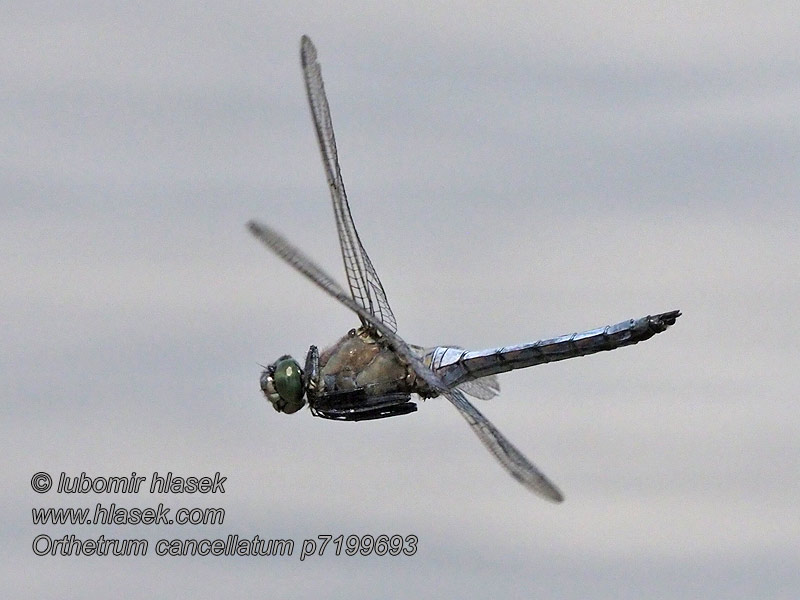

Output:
xmin=248 ymin=36 xmax=680 ymax=502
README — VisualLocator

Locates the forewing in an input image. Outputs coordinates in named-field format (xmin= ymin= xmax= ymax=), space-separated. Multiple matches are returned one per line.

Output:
xmin=248 ymin=220 xmax=563 ymax=502
xmin=300 ymin=36 xmax=397 ymax=332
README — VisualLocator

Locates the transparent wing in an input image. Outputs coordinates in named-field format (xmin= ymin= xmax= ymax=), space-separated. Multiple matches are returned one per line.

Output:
xmin=456 ymin=376 xmax=500 ymax=401
xmin=430 ymin=345 xmax=500 ymax=400
xmin=300 ymin=36 xmax=397 ymax=332
xmin=248 ymin=220 xmax=564 ymax=503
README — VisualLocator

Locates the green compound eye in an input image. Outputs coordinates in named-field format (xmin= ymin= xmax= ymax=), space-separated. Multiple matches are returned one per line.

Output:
xmin=272 ymin=357 xmax=305 ymax=413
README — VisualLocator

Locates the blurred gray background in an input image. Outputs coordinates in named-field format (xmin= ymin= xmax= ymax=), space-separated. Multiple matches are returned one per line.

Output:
xmin=3 ymin=2 xmax=799 ymax=598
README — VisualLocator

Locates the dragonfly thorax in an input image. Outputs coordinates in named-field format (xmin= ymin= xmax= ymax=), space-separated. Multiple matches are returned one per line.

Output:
xmin=261 ymin=355 xmax=305 ymax=414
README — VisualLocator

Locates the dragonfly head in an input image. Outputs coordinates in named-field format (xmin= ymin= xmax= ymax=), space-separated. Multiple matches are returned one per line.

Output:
xmin=260 ymin=355 xmax=305 ymax=414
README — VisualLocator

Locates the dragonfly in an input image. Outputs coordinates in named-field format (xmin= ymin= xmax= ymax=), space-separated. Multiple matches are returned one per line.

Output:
xmin=248 ymin=36 xmax=680 ymax=502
